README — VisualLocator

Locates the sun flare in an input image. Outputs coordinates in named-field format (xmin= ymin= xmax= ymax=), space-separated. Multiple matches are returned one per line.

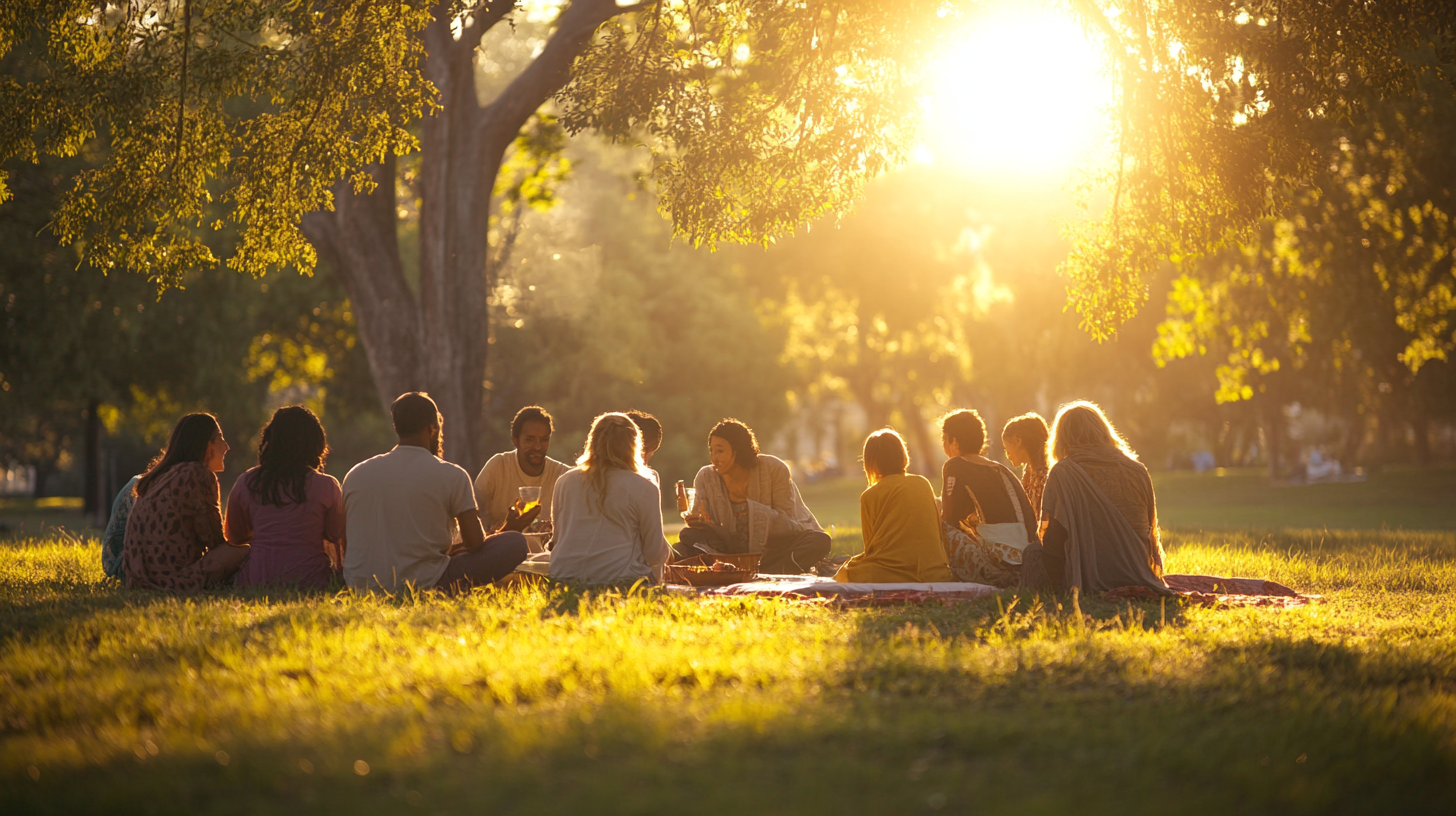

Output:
xmin=924 ymin=3 xmax=1114 ymax=178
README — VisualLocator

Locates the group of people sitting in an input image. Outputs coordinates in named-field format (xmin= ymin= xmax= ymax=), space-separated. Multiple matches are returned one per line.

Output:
xmin=835 ymin=404 xmax=1168 ymax=595
xmin=100 ymin=389 xmax=1170 ymax=597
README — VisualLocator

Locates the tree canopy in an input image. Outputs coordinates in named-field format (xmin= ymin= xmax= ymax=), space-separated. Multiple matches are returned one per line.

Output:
xmin=0 ymin=0 xmax=432 ymax=286
xmin=0 ymin=0 xmax=947 ymax=283
xmin=1067 ymin=0 xmax=1456 ymax=362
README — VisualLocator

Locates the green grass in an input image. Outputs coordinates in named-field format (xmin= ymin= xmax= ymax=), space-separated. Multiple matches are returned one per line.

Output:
xmin=1152 ymin=466 xmax=1456 ymax=531
xmin=0 ymin=497 xmax=90 ymax=539
xmin=3 ymin=523 xmax=1456 ymax=815
xmin=5 ymin=470 xmax=1456 ymax=814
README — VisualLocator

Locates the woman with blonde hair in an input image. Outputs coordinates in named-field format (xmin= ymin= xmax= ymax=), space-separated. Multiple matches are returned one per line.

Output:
xmin=1020 ymin=400 xmax=1170 ymax=594
xmin=833 ymin=429 xmax=954 ymax=584
xmin=548 ymin=412 xmax=671 ymax=584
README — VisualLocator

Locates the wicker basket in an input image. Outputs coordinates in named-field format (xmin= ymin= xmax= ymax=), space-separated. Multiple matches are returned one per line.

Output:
xmin=664 ymin=552 xmax=763 ymax=586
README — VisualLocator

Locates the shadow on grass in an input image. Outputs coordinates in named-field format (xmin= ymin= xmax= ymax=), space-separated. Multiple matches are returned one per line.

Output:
xmin=5 ymin=531 xmax=1456 ymax=815
xmin=5 ymin=623 xmax=1455 ymax=816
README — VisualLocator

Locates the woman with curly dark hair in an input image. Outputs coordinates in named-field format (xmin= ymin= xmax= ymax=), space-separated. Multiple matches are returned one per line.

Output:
xmin=224 ymin=406 xmax=345 ymax=589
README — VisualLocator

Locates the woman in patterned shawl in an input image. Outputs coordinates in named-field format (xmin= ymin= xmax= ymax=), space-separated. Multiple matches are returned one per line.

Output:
xmin=123 ymin=413 xmax=250 ymax=592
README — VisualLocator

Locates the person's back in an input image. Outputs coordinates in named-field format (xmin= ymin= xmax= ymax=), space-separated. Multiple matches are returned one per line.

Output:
xmin=1027 ymin=401 xmax=1167 ymax=594
xmin=101 ymin=475 xmax=141 ymax=581
xmin=941 ymin=456 xmax=1038 ymax=540
xmin=549 ymin=467 xmax=669 ymax=584
xmin=837 ymin=473 xmax=954 ymax=583
xmin=229 ymin=468 xmax=343 ymax=589
xmin=935 ymin=408 xmax=1027 ymax=587
xmin=343 ymin=445 xmax=474 ymax=592
xmin=125 ymin=461 xmax=226 ymax=591
xmin=1067 ymin=451 xmax=1155 ymax=548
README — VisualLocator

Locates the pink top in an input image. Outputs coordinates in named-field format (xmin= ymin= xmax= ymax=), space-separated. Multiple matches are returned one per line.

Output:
xmin=226 ymin=468 xmax=344 ymax=589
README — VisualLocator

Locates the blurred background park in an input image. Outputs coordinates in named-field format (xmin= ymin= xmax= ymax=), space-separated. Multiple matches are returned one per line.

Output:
xmin=3 ymin=1 xmax=1454 ymax=532
xmin=7 ymin=3 xmax=1456 ymax=814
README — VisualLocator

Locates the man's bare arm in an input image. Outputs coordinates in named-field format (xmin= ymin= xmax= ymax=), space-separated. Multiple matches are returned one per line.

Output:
xmin=455 ymin=509 xmax=488 ymax=554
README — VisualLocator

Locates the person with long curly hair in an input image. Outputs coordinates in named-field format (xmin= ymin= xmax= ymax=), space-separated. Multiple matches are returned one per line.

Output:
xmin=547 ymin=412 xmax=671 ymax=584
xmin=123 ymin=413 xmax=250 ymax=592
xmin=1020 ymin=401 xmax=1169 ymax=595
xmin=224 ymin=406 xmax=345 ymax=589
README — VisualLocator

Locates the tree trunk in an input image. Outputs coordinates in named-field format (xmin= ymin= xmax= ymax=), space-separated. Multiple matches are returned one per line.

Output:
xmin=1211 ymin=418 xmax=1233 ymax=468
xmin=1262 ymin=399 xmax=1283 ymax=481
xmin=1342 ymin=407 xmax=1365 ymax=469
xmin=83 ymin=398 xmax=101 ymax=518
xmin=302 ymin=155 xmax=423 ymax=411
xmin=1413 ymin=414 xmax=1432 ymax=467
xmin=901 ymin=395 xmax=937 ymax=477
xmin=31 ymin=460 xmax=52 ymax=499
xmin=303 ymin=0 xmax=629 ymax=473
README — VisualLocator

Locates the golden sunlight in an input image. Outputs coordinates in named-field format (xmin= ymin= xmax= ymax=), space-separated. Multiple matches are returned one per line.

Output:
xmin=924 ymin=2 xmax=1114 ymax=177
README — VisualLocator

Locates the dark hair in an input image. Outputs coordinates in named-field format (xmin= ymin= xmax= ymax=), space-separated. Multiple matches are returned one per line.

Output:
xmin=136 ymin=413 xmax=221 ymax=498
xmin=626 ymin=410 xmax=662 ymax=455
xmin=939 ymin=409 xmax=987 ymax=455
xmin=862 ymin=428 xmax=909 ymax=484
xmin=1002 ymin=412 xmax=1050 ymax=472
xmin=709 ymin=418 xmax=759 ymax=469
xmin=511 ymin=405 xmax=553 ymax=441
xmin=392 ymin=392 xmax=441 ymax=436
xmin=250 ymin=406 xmax=329 ymax=507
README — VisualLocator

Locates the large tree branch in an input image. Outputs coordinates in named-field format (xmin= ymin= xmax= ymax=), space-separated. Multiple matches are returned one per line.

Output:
xmin=422 ymin=1 xmax=458 ymax=68
xmin=455 ymin=0 xmax=520 ymax=59
xmin=475 ymin=0 xmax=640 ymax=155
xmin=301 ymin=157 xmax=424 ymax=412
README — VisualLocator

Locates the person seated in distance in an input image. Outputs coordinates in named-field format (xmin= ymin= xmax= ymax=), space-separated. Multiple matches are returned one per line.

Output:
xmin=343 ymin=392 xmax=530 ymax=594
xmin=626 ymin=409 xmax=664 ymax=490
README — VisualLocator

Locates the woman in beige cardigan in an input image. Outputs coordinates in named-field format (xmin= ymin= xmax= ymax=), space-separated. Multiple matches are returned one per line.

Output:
xmin=677 ymin=418 xmax=831 ymax=575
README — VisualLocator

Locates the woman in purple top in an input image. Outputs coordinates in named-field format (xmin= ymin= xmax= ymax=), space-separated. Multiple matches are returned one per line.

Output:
xmin=226 ymin=406 xmax=345 ymax=589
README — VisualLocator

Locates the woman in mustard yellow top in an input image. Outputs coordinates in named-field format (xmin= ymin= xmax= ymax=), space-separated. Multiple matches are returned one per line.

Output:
xmin=835 ymin=429 xmax=956 ymax=584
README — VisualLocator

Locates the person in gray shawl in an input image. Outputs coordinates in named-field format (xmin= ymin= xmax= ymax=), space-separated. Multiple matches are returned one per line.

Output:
xmin=677 ymin=419 xmax=832 ymax=574
xmin=1020 ymin=400 xmax=1171 ymax=595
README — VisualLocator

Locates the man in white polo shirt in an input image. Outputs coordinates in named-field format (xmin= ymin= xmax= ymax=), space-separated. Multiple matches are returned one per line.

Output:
xmin=343 ymin=392 xmax=533 ymax=593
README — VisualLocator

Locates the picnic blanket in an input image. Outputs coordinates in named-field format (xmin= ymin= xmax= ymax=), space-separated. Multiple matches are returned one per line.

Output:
xmin=1106 ymin=573 xmax=1315 ymax=608
xmin=665 ymin=573 xmax=1312 ymax=609
xmin=680 ymin=575 xmax=1001 ymax=607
